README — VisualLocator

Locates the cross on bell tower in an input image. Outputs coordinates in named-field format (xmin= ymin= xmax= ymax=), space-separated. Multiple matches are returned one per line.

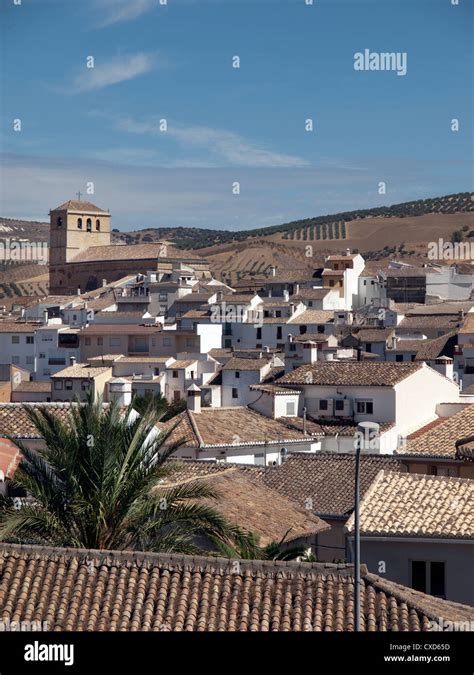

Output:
xmin=76 ymin=191 xmax=82 ymax=201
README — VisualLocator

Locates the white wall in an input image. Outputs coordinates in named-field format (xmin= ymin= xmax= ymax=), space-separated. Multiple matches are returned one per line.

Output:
xmin=394 ymin=365 xmax=460 ymax=436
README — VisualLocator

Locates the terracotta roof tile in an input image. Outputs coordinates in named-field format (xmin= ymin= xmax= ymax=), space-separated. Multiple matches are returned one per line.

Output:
xmin=398 ymin=405 xmax=474 ymax=459
xmin=277 ymin=362 xmax=422 ymax=387
xmin=346 ymin=470 xmax=474 ymax=539
xmin=261 ymin=453 xmax=402 ymax=517
xmin=2 ymin=543 xmax=470 ymax=630
xmin=156 ymin=407 xmax=312 ymax=449
xmin=157 ymin=464 xmax=329 ymax=545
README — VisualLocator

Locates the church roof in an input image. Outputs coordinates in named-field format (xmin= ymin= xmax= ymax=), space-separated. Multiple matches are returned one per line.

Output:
xmin=69 ymin=242 xmax=205 ymax=264
xmin=51 ymin=200 xmax=108 ymax=214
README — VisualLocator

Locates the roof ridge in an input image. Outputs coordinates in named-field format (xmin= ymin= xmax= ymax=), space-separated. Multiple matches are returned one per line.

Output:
xmin=0 ymin=541 xmax=360 ymax=576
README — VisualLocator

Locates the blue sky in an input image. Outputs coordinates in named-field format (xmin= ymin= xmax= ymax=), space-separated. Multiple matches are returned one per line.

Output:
xmin=1 ymin=0 xmax=472 ymax=230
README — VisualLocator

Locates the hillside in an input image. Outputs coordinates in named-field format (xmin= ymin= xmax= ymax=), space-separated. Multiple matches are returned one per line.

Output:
xmin=1 ymin=192 xmax=473 ymax=292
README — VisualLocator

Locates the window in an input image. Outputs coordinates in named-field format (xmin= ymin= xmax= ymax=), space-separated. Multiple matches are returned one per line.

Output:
xmin=154 ymin=368 xmax=160 ymax=376
xmin=430 ymin=465 xmax=458 ymax=477
xmin=163 ymin=337 xmax=171 ymax=347
xmin=395 ymin=354 xmax=403 ymax=362
xmin=235 ymin=371 xmax=240 ymax=379
xmin=286 ymin=401 xmax=295 ymax=416
xmin=54 ymin=381 xmax=63 ymax=390
xmin=11 ymin=335 xmax=20 ymax=344
xmin=335 ymin=399 xmax=344 ymax=411
xmin=109 ymin=337 xmax=120 ymax=347
xmin=11 ymin=356 xmax=19 ymax=364
xmin=356 ymin=400 xmax=373 ymax=414
xmin=329 ymin=280 xmax=335 ymax=287
xmin=96 ymin=219 xmax=100 ymax=231
xmin=411 ymin=561 xmax=445 ymax=597
xmin=26 ymin=356 xmax=34 ymax=365
xmin=26 ymin=336 xmax=34 ymax=344
xmin=277 ymin=326 xmax=282 ymax=340
xmin=85 ymin=337 xmax=91 ymax=346
xmin=173 ymin=391 xmax=181 ymax=402
xmin=86 ymin=218 xmax=92 ymax=232
xmin=232 ymin=388 xmax=238 ymax=399
xmin=172 ymin=370 xmax=178 ymax=378
xmin=39 ymin=353 xmax=46 ymax=359
xmin=65 ymin=380 xmax=73 ymax=390
xmin=97 ymin=337 xmax=103 ymax=346
xmin=299 ymin=325 xmax=307 ymax=335
xmin=289 ymin=343 xmax=296 ymax=352
xmin=275 ymin=310 xmax=281 ymax=318
xmin=317 ymin=325 xmax=324 ymax=334
xmin=256 ymin=327 xmax=262 ymax=340
xmin=81 ymin=381 xmax=90 ymax=391
xmin=57 ymin=217 xmax=63 ymax=227
xmin=319 ymin=399 xmax=328 ymax=411
xmin=77 ymin=218 xmax=82 ymax=229
xmin=365 ymin=343 xmax=372 ymax=352
xmin=186 ymin=338 xmax=194 ymax=347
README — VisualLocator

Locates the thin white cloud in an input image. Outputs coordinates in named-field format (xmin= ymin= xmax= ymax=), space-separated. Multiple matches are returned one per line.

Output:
xmin=71 ymin=53 xmax=157 ymax=93
xmin=114 ymin=115 xmax=310 ymax=168
xmin=96 ymin=0 xmax=158 ymax=27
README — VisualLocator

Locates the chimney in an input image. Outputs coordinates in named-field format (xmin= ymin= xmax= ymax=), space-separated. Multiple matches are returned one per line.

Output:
xmin=43 ymin=309 xmax=49 ymax=325
xmin=459 ymin=310 xmax=465 ymax=321
xmin=346 ymin=248 xmax=351 ymax=256
xmin=108 ymin=378 xmax=132 ymax=406
xmin=77 ymin=287 xmax=81 ymax=296
xmin=271 ymin=265 xmax=276 ymax=277
xmin=102 ymin=279 xmax=107 ymax=287
xmin=283 ymin=289 xmax=289 ymax=302
xmin=187 ymin=384 xmax=201 ymax=413
xmin=302 ymin=407 xmax=307 ymax=435
xmin=391 ymin=335 xmax=398 ymax=350
xmin=69 ymin=356 xmax=77 ymax=367
xmin=288 ymin=333 xmax=293 ymax=343
xmin=264 ymin=345 xmax=270 ymax=353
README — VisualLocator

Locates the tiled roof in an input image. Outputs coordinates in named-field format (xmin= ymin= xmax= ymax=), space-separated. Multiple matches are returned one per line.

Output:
xmin=278 ymin=417 xmax=394 ymax=439
xmin=397 ymin=405 xmax=474 ymax=459
xmin=51 ymin=364 xmax=111 ymax=379
xmin=80 ymin=324 xmax=162 ymax=334
xmin=398 ymin=316 xmax=460 ymax=333
xmin=0 ymin=322 xmax=37 ymax=333
xmin=277 ymin=362 xmax=422 ymax=387
xmin=287 ymin=310 xmax=334 ymax=325
xmin=168 ymin=359 xmax=197 ymax=369
xmin=406 ymin=302 xmax=473 ymax=316
xmin=456 ymin=437 xmax=474 ymax=462
xmin=2 ymin=543 xmax=473 ymax=630
xmin=346 ymin=470 xmax=474 ymax=539
xmin=0 ymin=403 xmax=74 ymax=438
xmin=415 ymin=332 xmax=457 ymax=361
xmin=249 ymin=384 xmax=302 ymax=395
xmin=459 ymin=313 xmax=474 ymax=334
xmin=174 ymin=293 xmax=213 ymax=303
xmin=52 ymin=200 xmax=108 ymax=213
xmin=222 ymin=357 xmax=271 ymax=371
xmin=13 ymin=381 xmax=52 ymax=393
xmin=261 ymin=453 xmax=402 ymax=517
xmin=157 ymin=465 xmax=329 ymax=545
xmin=71 ymin=243 xmax=204 ymax=264
xmin=156 ymin=407 xmax=312 ymax=449
xmin=348 ymin=328 xmax=394 ymax=343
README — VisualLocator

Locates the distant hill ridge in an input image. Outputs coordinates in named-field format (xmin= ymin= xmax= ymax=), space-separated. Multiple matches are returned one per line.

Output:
xmin=2 ymin=192 xmax=473 ymax=250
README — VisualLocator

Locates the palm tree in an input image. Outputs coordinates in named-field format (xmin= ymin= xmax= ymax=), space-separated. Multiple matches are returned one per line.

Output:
xmin=214 ymin=529 xmax=317 ymax=562
xmin=0 ymin=395 xmax=254 ymax=555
